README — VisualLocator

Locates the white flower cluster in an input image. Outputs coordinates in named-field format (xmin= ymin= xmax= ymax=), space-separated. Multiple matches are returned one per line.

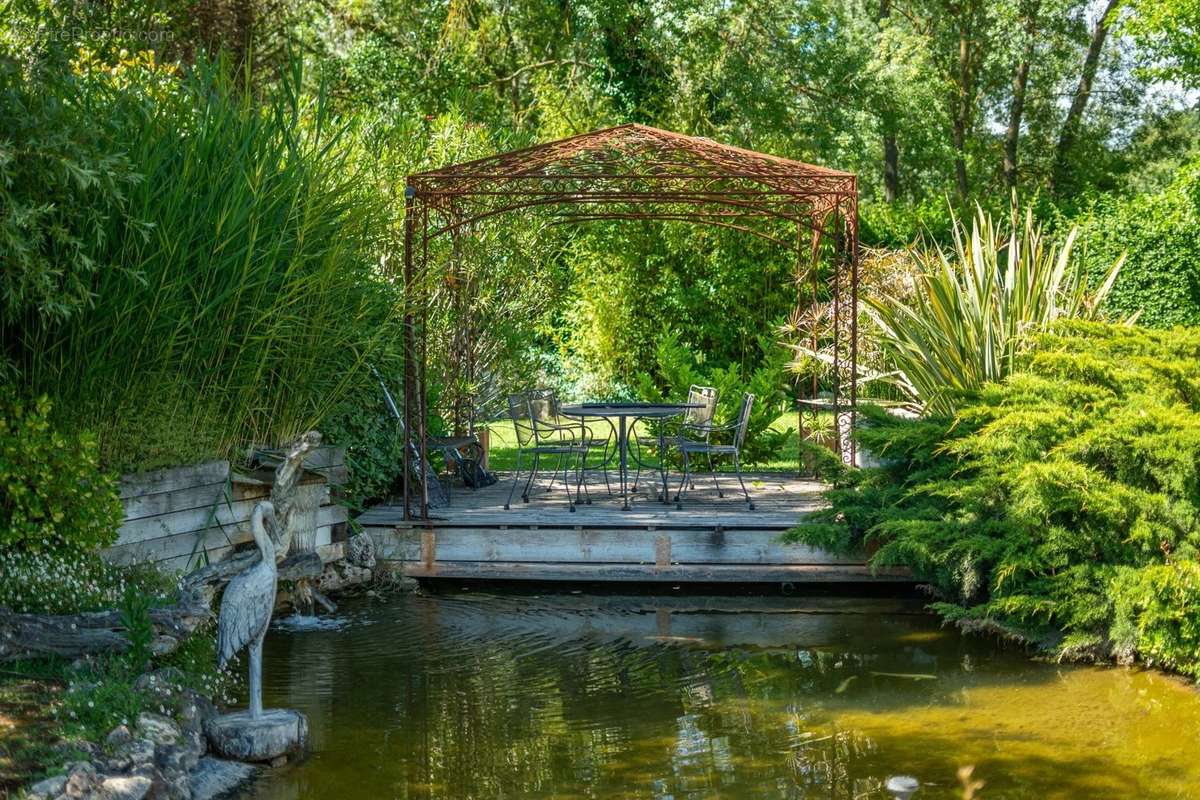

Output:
xmin=0 ymin=550 xmax=169 ymax=614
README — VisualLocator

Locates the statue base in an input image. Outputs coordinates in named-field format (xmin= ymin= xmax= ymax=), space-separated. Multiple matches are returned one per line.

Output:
xmin=206 ymin=709 xmax=308 ymax=763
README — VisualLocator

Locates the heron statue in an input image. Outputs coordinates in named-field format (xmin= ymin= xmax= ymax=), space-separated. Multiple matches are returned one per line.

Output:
xmin=217 ymin=501 xmax=278 ymax=719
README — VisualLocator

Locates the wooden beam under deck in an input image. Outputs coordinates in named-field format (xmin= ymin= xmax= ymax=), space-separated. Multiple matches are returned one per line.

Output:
xmin=359 ymin=473 xmax=909 ymax=586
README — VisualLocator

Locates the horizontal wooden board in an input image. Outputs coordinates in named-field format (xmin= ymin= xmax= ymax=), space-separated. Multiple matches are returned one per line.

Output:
xmin=120 ymin=461 xmax=230 ymax=499
xmin=148 ymin=523 xmax=343 ymax=575
xmin=367 ymin=526 xmax=861 ymax=566
xmin=117 ymin=484 xmax=330 ymax=546
xmin=365 ymin=510 xmax=806 ymax=530
xmin=402 ymin=561 xmax=912 ymax=584
xmin=116 ymin=496 xmax=261 ymax=546
xmin=107 ymin=506 xmax=346 ymax=569
xmin=121 ymin=480 xmax=230 ymax=522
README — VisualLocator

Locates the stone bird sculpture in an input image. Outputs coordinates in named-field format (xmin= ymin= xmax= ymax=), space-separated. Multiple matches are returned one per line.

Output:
xmin=217 ymin=501 xmax=278 ymax=719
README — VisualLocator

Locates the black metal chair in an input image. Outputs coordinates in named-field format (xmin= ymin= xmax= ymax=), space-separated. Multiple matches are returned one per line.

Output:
xmin=374 ymin=367 xmax=482 ymax=507
xmin=504 ymin=392 xmax=590 ymax=512
xmin=674 ymin=392 xmax=755 ymax=510
xmin=530 ymin=387 xmax=614 ymax=496
xmin=632 ymin=384 xmax=717 ymax=493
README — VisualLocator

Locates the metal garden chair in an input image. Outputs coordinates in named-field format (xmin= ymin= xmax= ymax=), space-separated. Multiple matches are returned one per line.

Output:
xmin=673 ymin=392 xmax=755 ymax=511
xmin=530 ymin=388 xmax=615 ymax=496
xmin=632 ymin=384 xmax=718 ymax=493
xmin=504 ymin=392 xmax=590 ymax=512
xmin=374 ymin=366 xmax=483 ymax=508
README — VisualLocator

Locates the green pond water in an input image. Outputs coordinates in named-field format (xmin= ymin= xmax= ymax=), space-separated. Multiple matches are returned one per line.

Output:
xmin=247 ymin=591 xmax=1200 ymax=799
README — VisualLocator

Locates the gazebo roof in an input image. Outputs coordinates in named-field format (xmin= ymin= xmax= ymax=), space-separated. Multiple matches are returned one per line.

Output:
xmin=409 ymin=123 xmax=854 ymax=195
xmin=406 ymin=124 xmax=856 ymax=238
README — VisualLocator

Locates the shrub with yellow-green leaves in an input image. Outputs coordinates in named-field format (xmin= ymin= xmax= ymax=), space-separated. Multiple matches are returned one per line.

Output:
xmin=789 ymin=322 xmax=1200 ymax=675
xmin=1 ymin=393 xmax=123 ymax=552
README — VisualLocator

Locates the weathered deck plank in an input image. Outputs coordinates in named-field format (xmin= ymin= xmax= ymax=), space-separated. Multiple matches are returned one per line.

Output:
xmin=360 ymin=472 xmax=907 ymax=586
xmin=402 ymin=561 xmax=911 ymax=583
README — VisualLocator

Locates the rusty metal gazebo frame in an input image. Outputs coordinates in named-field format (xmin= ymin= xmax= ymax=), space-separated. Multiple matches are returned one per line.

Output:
xmin=400 ymin=123 xmax=859 ymax=520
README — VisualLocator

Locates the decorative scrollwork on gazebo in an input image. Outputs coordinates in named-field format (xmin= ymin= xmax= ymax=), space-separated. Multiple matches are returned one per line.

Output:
xmin=402 ymin=123 xmax=859 ymax=519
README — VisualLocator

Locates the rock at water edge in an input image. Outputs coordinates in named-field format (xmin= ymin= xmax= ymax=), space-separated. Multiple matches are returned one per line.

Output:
xmin=189 ymin=757 xmax=258 ymax=800
xmin=101 ymin=774 xmax=153 ymax=800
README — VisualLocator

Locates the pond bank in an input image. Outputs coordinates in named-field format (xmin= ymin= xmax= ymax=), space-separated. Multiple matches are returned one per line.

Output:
xmin=6 ymin=537 xmax=385 ymax=800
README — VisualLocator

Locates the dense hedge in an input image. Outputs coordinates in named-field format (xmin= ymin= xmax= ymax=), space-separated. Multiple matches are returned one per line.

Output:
xmin=789 ymin=322 xmax=1200 ymax=676
xmin=1076 ymin=160 xmax=1200 ymax=328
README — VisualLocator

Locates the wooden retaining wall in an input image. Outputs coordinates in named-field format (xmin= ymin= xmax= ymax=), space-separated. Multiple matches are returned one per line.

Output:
xmin=104 ymin=452 xmax=348 ymax=573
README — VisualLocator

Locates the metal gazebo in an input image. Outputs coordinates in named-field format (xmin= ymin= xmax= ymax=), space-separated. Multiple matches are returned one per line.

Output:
xmin=401 ymin=123 xmax=859 ymax=519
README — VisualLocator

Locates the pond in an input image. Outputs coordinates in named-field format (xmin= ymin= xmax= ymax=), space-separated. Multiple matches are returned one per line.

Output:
xmin=246 ymin=591 xmax=1200 ymax=799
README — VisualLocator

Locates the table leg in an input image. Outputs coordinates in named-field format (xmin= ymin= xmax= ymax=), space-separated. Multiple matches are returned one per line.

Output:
xmin=657 ymin=426 xmax=668 ymax=503
xmin=618 ymin=415 xmax=630 ymax=511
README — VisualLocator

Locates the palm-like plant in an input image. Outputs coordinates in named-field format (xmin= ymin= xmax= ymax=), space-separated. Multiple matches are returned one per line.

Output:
xmin=867 ymin=204 xmax=1128 ymax=415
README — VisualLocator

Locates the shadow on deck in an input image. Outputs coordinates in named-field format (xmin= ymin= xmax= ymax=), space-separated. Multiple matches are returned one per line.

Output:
xmin=356 ymin=472 xmax=911 ymax=587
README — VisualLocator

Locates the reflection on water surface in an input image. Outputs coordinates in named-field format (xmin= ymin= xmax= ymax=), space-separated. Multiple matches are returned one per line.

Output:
xmin=247 ymin=592 xmax=1200 ymax=799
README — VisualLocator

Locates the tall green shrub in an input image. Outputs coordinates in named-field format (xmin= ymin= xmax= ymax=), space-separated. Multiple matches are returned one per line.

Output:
xmin=0 ymin=393 xmax=122 ymax=552
xmin=0 ymin=50 xmax=141 ymax=372
xmin=1076 ymin=159 xmax=1200 ymax=328
xmin=632 ymin=331 xmax=792 ymax=466
xmin=789 ymin=322 xmax=1200 ymax=675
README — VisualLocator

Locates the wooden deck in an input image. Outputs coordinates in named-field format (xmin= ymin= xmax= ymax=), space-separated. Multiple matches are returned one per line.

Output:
xmin=357 ymin=472 xmax=911 ymax=587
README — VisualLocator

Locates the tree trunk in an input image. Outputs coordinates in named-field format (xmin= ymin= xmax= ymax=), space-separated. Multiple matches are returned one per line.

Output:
xmin=880 ymin=0 xmax=900 ymax=202
xmin=883 ymin=133 xmax=900 ymax=202
xmin=1051 ymin=0 xmax=1120 ymax=192
xmin=1004 ymin=45 xmax=1033 ymax=190
xmin=953 ymin=21 xmax=973 ymax=201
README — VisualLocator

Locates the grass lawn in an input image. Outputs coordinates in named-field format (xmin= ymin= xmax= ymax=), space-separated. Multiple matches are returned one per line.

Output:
xmin=479 ymin=412 xmax=832 ymax=474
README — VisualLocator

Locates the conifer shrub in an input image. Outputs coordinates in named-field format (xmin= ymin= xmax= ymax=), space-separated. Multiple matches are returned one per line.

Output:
xmin=788 ymin=321 xmax=1200 ymax=675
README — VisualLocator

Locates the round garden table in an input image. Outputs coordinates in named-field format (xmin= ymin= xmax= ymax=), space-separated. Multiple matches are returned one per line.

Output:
xmin=559 ymin=403 xmax=701 ymax=511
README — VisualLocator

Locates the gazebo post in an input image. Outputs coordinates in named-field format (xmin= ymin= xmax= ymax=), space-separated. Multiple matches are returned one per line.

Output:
xmin=401 ymin=185 xmax=415 ymax=521
xmin=418 ymin=201 xmax=431 ymax=520
xmin=848 ymin=188 xmax=860 ymax=465
xmin=832 ymin=212 xmax=843 ymax=454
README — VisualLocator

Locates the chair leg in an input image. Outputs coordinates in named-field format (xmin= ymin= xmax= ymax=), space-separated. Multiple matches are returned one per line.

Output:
xmin=602 ymin=423 xmax=615 ymax=495
xmin=574 ymin=450 xmax=588 ymax=507
xmin=707 ymin=453 xmax=722 ymax=498
xmin=580 ymin=449 xmax=592 ymax=504
xmin=505 ymin=450 xmax=524 ymax=510
xmin=563 ymin=451 xmax=575 ymax=512
xmin=733 ymin=452 xmax=753 ymax=510
xmin=674 ymin=452 xmax=690 ymax=509
xmin=522 ymin=453 xmax=540 ymax=502
xmin=600 ymin=439 xmax=613 ymax=495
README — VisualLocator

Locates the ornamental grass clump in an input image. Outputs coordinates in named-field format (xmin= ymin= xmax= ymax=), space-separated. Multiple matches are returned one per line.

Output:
xmin=789 ymin=322 xmax=1200 ymax=676
xmin=6 ymin=56 xmax=398 ymax=472
xmin=867 ymin=204 xmax=1127 ymax=415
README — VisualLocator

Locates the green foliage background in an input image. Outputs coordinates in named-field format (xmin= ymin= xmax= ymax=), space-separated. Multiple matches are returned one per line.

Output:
xmin=1075 ymin=159 xmax=1200 ymax=328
